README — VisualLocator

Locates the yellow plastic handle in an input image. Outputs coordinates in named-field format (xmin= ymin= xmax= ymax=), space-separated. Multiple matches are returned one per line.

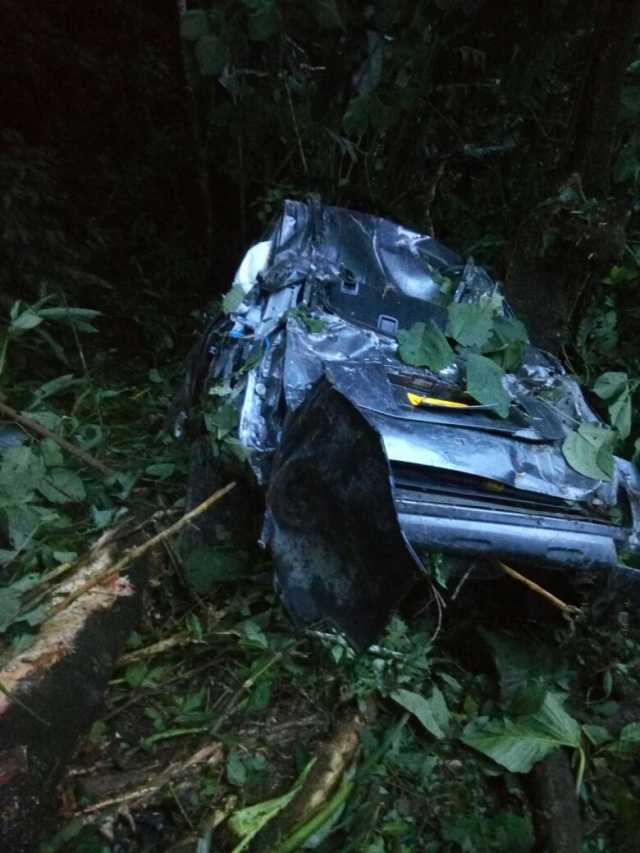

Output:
xmin=407 ymin=392 xmax=469 ymax=409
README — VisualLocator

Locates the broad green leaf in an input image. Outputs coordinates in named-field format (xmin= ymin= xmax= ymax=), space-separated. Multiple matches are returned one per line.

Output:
xmin=0 ymin=586 xmax=21 ymax=632
xmin=396 ymin=321 xmax=455 ymax=371
xmin=391 ymin=688 xmax=447 ymax=739
xmin=605 ymin=721 xmax=640 ymax=754
xmin=484 ymin=316 xmax=528 ymax=371
xmin=238 ymin=619 xmax=269 ymax=651
xmin=446 ymin=302 xmax=494 ymax=347
xmin=582 ymin=724 xmax=611 ymax=747
xmin=466 ymin=353 xmax=510 ymax=417
xmin=222 ymin=284 xmax=246 ymax=314
xmin=562 ymin=423 xmax=615 ymax=481
xmin=205 ymin=403 xmax=239 ymax=438
xmin=228 ymin=760 xmax=314 ymax=850
xmin=593 ymin=371 xmax=628 ymax=400
xmin=37 ymin=469 xmax=86 ymax=503
xmin=180 ymin=9 xmax=208 ymax=41
xmin=195 ymin=34 xmax=230 ymax=77
xmin=462 ymin=692 xmax=582 ymax=773
xmin=0 ymin=445 xmax=43 ymax=498
xmin=609 ymin=388 xmax=632 ymax=439
xmin=40 ymin=438 xmax=64 ymax=468
xmin=2 ymin=505 xmax=42 ymax=548
xmin=11 ymin=307 xmax=42 ymax=331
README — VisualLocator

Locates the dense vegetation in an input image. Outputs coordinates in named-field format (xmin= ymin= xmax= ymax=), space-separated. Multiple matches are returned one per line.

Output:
xmin=2 ymin=1 xmax=640 ymax=850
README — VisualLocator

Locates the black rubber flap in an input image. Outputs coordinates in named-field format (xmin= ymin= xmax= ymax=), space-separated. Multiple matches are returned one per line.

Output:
xmin=266 ymin=378 xmax=420 ymax=648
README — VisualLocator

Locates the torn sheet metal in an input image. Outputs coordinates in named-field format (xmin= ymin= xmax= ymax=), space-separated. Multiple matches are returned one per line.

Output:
xmin=172 ymin=198 xmax=640 ymax=647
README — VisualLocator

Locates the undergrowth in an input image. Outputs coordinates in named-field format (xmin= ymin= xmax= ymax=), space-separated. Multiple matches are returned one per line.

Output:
xmin=1 ymin=291 xmax=640 ymax=852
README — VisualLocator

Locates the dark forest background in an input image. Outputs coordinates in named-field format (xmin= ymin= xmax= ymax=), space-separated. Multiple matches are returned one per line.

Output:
xmin=3 ymin=0 xmax=640 ymax=353
xmin=2 ymin=3 xmax=640 ymax=851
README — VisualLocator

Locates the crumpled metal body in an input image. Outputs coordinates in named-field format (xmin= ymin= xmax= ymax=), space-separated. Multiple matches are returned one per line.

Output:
xmin=172 ymin=199 xmax=640 ymax=647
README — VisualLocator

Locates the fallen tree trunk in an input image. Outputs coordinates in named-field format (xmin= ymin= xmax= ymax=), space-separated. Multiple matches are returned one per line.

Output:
xmin=0 ymin=521 xmax=158 ymax=852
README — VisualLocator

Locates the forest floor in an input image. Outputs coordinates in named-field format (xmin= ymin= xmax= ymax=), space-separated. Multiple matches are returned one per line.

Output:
xmin=2 ymin=314 xmax=640 ymax=853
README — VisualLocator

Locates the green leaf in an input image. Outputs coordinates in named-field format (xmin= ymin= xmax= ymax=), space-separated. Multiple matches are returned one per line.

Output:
xmin=184 ymin=548 xmax=249 ymax=593
xmin=37 ymin=307 xmax=102 ymax=321
xmin=593 ymin=371 xmax=628 ymax=400
xmin=205 ymin=403 xmax=239 ymax=439
xmin=605 ymin=722 xmax=640 ymax=754
xmin=0 ymin=586 xmax=21 ymax=632
xmin=391 ymin=688 xmax=448 ymax=739
xmin=222 ymin=284 xmax=246 ymax=314
xmin=144 ymin=463 xmax=176 ymax=480
xmin=2 ymin=505 xmax=42 ymax=548
xmin=37 ymin=469 xmax=86 ymax=503
xmin=246 ymin=2 xmax=280 ymax=41
xmin=125 ymin=662 xmax=148 ymax=688
xmin=396 ymin=321 xmax=455 ymax=371
xmin=40 ymin=438 xmax=63 ymax=468
xmin=581 ymin=724 xmax=611 ymax=747
xmin=609 ymin=388 xmax=632 ymax=439
xmin=562 ymin=423 xmax=615 ymax=481
xmin=238 ymin=619 xmax=269 ymax=651
xmin=228 ymin=760 xmax=315 ymax=850
xmin=462 ymin=692 xmax=582 ymax=773
xmin=479 ymin=629 xmax=556 ymax=709
xmin=181 ymin=9 xmax=209 ymax=41
xmin=466 ymin=353 xmax=510 ymax=417
xmin=0 ymin=445 xmax=44 ymax=498
xmin=10 ymin=307 xmax=42 ymax=331
xmin=195 ymin=34 xmax=230 ymax=77
xmin=227 ymin=750 xmax=248 ymax=786
xmin=446 ymin=302 xmax=494 ymax=347
xmin=442 ymin=811 xmax=534 ymax=853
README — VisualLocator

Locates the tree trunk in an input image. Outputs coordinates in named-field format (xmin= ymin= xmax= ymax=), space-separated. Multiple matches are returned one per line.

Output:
xmin=505 ymin=1 xmax=640 ymax=353
xmin=568 ymin=0 xmax=640 ymax=197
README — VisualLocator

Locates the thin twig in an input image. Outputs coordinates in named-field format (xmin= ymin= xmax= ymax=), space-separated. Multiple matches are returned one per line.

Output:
xmin=498 ymin=561 xmax=581 ymax=614
xmin=284 ymin=77 xmax=309 ymax=175
xmin=451 ymin=565 xmax=473 ymax=600
xmin=47 ymin=483 xmax=235 ymax=618
xmin=0 ymin=680 xmax=50 ymax=726
xmin=0 ymin=400 xmax=116 ymax=476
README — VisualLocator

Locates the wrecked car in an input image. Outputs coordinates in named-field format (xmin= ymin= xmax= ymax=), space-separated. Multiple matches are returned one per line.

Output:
xmin=171 ymin=198 xmax=640 ymax=647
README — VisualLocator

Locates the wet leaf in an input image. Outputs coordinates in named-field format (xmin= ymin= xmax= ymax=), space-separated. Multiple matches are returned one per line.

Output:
xmin=37 ymin=469 xmax=86 ymax=503
xmin=391 ymin=687 xmax=448 ymax=739
xmin=223 ymin=284 xmax=246 ymax=314
xmin=562 ymin=423 xmax=615 ymax=481
xmin=466 ymin=353 xmax=510 ymax=417
xmin=227 ymin=750 xmax=248 ymax=786
xmin=593 ymin=371 xmax=628 ymax=400
xmin=397 ymin=321 xmax=455 ymax=371
xmin=609 ymin=388 xmax=632 ymax=439
xmin=462 ymin=692 xmax=582 ymax=773
xmin=446 ymin=302 xmax=494 ymax=347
